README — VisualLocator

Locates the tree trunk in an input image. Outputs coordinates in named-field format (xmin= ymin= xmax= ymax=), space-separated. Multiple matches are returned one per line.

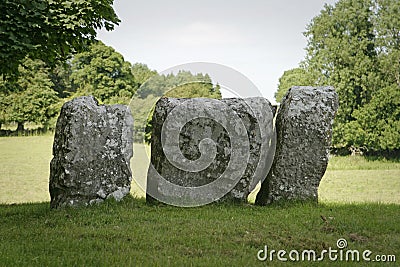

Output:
xmin=17 ymin=122 xmax=24 ymax=132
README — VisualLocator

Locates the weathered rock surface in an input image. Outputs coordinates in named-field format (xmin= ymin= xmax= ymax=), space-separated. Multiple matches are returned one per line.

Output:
xmin=256 ymin=86 xmax=339 ymax=205
xmin=49 ymin=96 xmax=133 ymax=208
xmin=147 ymin=97 xmax=275 ymax=206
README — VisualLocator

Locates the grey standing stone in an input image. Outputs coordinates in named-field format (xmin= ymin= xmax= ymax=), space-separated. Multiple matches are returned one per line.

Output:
xmin=256 ymin=86 xmax=339 ymax=205
xmin=49 ymin=96 xmax=133 ymax=208
xmin=147 ymin=97 xmax=275 ymax=206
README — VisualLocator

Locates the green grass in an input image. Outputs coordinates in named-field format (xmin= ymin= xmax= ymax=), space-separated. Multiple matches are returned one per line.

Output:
xmin=318 ymin=155 xmax=400 ymax=204
xmin=0 ymin=136 xmax=53 ymax=204
xmin=326 ymin=155 xmax=400 ymax=171
xmin=0 ymin=136 xmax=149 ymax=204
xmin=319 ymin=170 xmax=400 ymax=204
xmin=0 ymin=197 xmax=399 ymax=266
xmin=0 ymin=136 xmax=399 ymax=266
xmin=1 ymin=136 xmax=400 ymax=204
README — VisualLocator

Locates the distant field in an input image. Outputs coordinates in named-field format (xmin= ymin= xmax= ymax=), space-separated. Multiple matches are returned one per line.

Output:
xmin=0 ymin=136 xmax=399 ymax=204
xmin=0 ymin=136 xmax=149 ymax=204
xmin=319 ymin=155 xmax=400 ymax=204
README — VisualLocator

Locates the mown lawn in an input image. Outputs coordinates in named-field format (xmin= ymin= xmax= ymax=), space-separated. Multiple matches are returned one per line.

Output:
xmin=319 ymin=155 xmax=400 ymax=204
xmin=1 ymin=136 xmax=399 ymax=204
xmin=0 ymin=136 xmax=149 ymax=204
xmin=0 ymin=198 xmax=399 ymax=266
xmin=0 ymin=136 xmax=399 ymax=266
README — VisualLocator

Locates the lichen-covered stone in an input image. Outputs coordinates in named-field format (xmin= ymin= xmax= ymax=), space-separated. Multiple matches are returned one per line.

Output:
xmin=49 ymin=96 xmax=133 ymax=208
xmin=147 ymin=97 xmax=275 ymax=206
xmin=255 ymin=86 xmax=338 ymax=205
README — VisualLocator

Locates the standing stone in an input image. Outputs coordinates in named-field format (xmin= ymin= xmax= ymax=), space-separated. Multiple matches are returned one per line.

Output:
xmin=49 ymin=96 xmax=133 ymax=208
xmin=147 ymin=97 xmax=275 ymax=206
xmin=256 ymin=86 xmax=339 ymax=205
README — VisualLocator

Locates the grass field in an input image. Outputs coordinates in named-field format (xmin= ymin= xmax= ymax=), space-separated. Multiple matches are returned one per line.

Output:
xmin=0 ymin=198 xmax=399 ymax=266
xmin=0 ymin=136 xmax=150 ymax=204
xmin=0 ymin=136 xmax=399 ymax=204
xmin=0 ymin=136 xmax=399 ymax=266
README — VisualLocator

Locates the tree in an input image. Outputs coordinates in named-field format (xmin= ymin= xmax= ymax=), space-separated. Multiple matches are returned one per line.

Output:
xmin=135 ymin=73 xmax=172 ymax=98
xmin=0 ymin=82 xmax=11 ymax=130
xmin=165 ymin=73 xmax=222 ymax=99
xmin=276 ymin=0 xmax=400 ymax=152
xmin=0 ymin=59 xmax=59 ymax=131
xmin=304 ymin=0 xmax=379 ymax=124
xmin=49 ymin=62 xmax=73 ymax=99
xmin=349 ymin=85 xmax=400 ymax=151
xmin=131 ymin=63 xmax=157 ymax=87
xmin=128 ymin=94 xmax=158 ymax=141
xmin=0 ymin=0 xmax=120 ymax=80
xmin=131 ymin=70 xmax=222 ymax=142
xmin=275 ymin=68 xmax=316 ymax=103
xmin=374 ymin=0 xmax=400 ymax=88
xmin=70 ymin=41 xmax=137 ymax=104
xmin=136 ymin=71 xmax=221 ymax=99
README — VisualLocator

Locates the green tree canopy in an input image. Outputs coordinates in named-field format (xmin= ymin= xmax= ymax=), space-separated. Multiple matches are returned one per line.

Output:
xmin=276 ymin=0 xmax=400 ymax=152
xmin=131 ymin=63 xmax=157 ymax=87
xmin=165 ymin=72 xmax=221 ymax=99
xmin=136 ymin=71 xmax=221 ymax=99
xmin=304 ymin=0 xmax=380 ymax=124
xmin=0 ymin=0 xmax=120 ymax=80
xmin=70 ymin=41 xmax=137 ymax=104
xmin=48 ymin=61 xmax=73 ymax=99
xmin=0 ymin=59 xmax=59 ymax=131
xmin=131 ymin=70 xmax=222 ymax=142
xmin=275 ymin=68 xmax=316 ymax=103
xmin=348 ymin=84 xmax=400 ymax=151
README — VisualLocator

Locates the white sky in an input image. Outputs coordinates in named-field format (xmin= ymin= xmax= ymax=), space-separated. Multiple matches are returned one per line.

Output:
xmin=97 ymin=0 xmax=337 ymax=102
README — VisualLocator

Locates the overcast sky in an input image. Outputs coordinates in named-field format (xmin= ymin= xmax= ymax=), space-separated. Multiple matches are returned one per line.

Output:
xmin=97 ymin=0 xmax=337 ymax=102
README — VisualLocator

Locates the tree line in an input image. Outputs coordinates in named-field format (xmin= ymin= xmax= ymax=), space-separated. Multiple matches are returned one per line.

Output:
xmin=0 ymin=0 xmax=221 ymax=136
xmin=276 ymin=0 xmax=399 ymax=154
xmin=1 ymin=0 xmax=398 ymax=153
xmin=0 ymin=41 xmax=221 ymax=135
